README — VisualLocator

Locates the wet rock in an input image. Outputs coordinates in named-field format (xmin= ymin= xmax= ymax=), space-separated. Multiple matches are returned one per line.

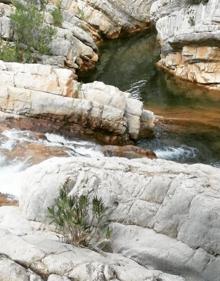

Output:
xmin=102 ymin=145 xmax=156 ymax=159
xmin=0 ymin=193 xmax=17 ymax=206
xmin=3 ymin=142 xmax=69 ymax=165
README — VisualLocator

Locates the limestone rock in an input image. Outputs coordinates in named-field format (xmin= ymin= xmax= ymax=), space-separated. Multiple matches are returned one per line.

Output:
xmin=47 ymin=276 xmax=71 ymax=281
xmin=0 ymin=256 xmax=43 ymax=281
xmin=0 ymin=207 xmax=185 ymax=281
xmin=61 ymin=0 xmax=154 ymax=39
xmin=158 ymin=46 xmax=220 ymax=91
xmin=151 ymin=0 xmax=220 ymax=90
xmin=0 ymin=63 xmax=155 ymax=141
xmin=79 ymin=81 xmax=149 ymax=139
xmin=17 ymin=156 xmax=220 ymax=280
xmin=0 ymin=0 xmax=154 ymax=71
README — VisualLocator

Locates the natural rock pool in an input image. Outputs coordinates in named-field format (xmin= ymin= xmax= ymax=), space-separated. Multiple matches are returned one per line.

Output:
xmin=80 ymin=32 xmax=220 ymax=166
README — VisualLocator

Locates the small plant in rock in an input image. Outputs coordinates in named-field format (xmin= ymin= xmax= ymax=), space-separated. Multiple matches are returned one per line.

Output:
xmin=75 ymin=81 xmax=84 ymax=98
xmin=48 ymin=180 xmax=111 ymax=249
xmin=10 ymin=0 xmax=56 ymax=61
xmin=188 ymin=16 xmax=195 ymax=26
xmin=51 ymin=1 xmax=63 ymax=27
xmin=0 ymin=40 xmax=18 ymax=62
xmin=77 ymin=7 xmax=86 ymax=20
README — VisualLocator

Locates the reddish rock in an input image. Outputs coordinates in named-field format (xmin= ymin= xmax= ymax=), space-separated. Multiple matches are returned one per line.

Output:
xmin=0 ymin=194 xmax=18 ymax=207
xmin=102 ymin=145 xmax=156 ymax=159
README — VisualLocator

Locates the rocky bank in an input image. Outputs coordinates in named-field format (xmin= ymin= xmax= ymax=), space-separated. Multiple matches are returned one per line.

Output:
xmin=0 ymin=0 xmax=154 ymax=71
xmin=0 ymin=0 xmax=157 ymax=143
xmin=151 ymin=0 xmax=220 ymax=90
xmin=1 ymin=0 xmax=220 ymax=93
xmin=0 ymin=60 xmax=155 ymax=143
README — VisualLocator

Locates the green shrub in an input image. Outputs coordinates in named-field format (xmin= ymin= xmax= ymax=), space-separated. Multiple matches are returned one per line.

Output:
xmin=11 ymin=0 xmax=55 ymax=56
xmin=0 ymin=40 xmax=18 ymax=62
xmin=188 ymin=16 xmax=195 ymax=26
xmin=187 ymin=0 xmax=209 ymax=5
xmin=51 ymin=3 xmax=63 ymax=27
xmin=48 ymin=180 xmax=111 ymax=248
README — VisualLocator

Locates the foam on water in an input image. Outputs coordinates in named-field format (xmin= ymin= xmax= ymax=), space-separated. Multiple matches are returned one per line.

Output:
xmin=155 ymin=145 xmax=199 ymax=161
xmin=45 ymin=133 xmax=94 ymax=147
xmin=0 ymin=129 xmax=105 ymax=197
xmin=0 ymin=139 xmax=17 ymax=150
xmin=1 ymin=129 xmax=104 ymax=157
xmin=127 ymin=79 xmax=147 ymax=100
xmin=0 ymin=155 xmax=28 ymax=197
xmin=2 ymin=129 xmax=37 ymax=143
xmin=44 ymin=133 xmax=103 ymax=158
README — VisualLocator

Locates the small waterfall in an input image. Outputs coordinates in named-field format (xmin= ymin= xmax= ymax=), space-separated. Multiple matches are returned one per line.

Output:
xmin=0 ymin=155 xmax=26 ymax=197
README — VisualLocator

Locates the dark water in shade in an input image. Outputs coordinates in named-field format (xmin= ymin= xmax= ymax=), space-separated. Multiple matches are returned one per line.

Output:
xmin=80 ymin=32 xmax=220 ymax=166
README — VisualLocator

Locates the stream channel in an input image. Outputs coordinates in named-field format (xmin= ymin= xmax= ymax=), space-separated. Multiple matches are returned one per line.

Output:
xmin=81 ymin=32 xmax=220 ymax=167
xmin=1 ymin=31 xmax=220 ymax=197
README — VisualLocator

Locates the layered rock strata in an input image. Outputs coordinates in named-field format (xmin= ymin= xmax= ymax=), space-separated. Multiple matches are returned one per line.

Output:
xmin=0 ymin=61 xmax=155 ymax=142
xmin=151 ymin=0 xmax=220 ymax=90
xmin=62 ymin=0 xmax=154 ymax=38
xmin=0 ymin=0 xmax=154 ymax=71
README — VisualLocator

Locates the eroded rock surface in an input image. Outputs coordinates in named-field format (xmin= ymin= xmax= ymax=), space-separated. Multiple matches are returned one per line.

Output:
xmin=0 ymin=61 xmax=155 ymax=142
xmin=64 ymin=0 xmax=154 ymax=38
xmin=0 ymin=206 xmax=185 ymax=281
xmin=15 ymin=156 xmax=220 ymax=281
xmin=151 ymin=0 xmax=220 ymax=90
xmin=0 ymin=0 xmax=154 ymax=71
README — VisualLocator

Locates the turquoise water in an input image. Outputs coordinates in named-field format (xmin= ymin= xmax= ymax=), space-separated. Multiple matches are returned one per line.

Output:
xmin=80 ymin=32 xmax=220 ymax=166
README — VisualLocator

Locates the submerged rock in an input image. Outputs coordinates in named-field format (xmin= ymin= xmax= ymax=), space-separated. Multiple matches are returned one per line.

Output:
xmin=16 ymin=156 xmax=220 ymax=281
xmin=102 ymin=145 xmax=157 ymax=159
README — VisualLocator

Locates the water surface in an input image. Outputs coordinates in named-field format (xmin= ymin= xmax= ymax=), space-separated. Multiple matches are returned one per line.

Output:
xmin=0 ymin=126 xmax=103 ymax=197
xmin=80 ymin=32 xmax=220 ymax=166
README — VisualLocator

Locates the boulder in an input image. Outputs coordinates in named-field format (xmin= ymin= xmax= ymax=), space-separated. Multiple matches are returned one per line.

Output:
xmin=17 ymin=156 xmax=220 ymax=280
xmin=0 ymin=207 xmax=185 ymax=281
xmin=79 ymin=81 xmax=149 ymax=139
xmin=0 ymin=62 xmax=155 ymax=142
